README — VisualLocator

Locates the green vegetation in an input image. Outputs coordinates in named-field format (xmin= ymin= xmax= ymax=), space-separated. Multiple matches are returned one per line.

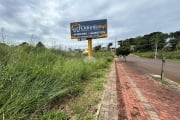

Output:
xmin=134 ymin=51 xmax=180 ymax=60
xmin=41 ymin=111 xmax=69 ymax=120
xmin=118 ymin=32 xmax=168 ymax=51
xmin=117 ymin=31 xmax=180 ymax=60
xmin=151 ymin=76 xmax=169 ymax=86
xmin=0 ymin=43 xmax=113 ymax=119
xmin=134 ymin=51 xmax=155 ymax=58
xmin=116 ymin=46 xmax=130 ymax=62
xmin=67 ymin=73 xmax=107 ymax=120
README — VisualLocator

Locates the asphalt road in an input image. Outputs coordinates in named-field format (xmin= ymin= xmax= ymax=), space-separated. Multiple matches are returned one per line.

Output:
xmin=124 ymin=55 xmax=180 ymax=83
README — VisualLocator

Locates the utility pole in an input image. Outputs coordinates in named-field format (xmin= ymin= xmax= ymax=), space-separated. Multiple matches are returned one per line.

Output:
xmin=30 ymin=34 xmax=33 ymax=44
xmin=1 ymin=27 xmax=5 ymax=43
xmin=154 ymin=41 xmax=158 ymax=60
xmin=161 ymin=56 xmax=166 ymax=80
xmin=154 ymin=33 xmax=158 ymax=60
xmin=30 ymin=34 xmax=36 ymax=46
xmin=115 ymin=38 xmax=117 ymax=54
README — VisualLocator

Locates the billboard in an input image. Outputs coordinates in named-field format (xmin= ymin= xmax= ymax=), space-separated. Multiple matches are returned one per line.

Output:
xmin=70 ymin=19 xmax=107 ymax=40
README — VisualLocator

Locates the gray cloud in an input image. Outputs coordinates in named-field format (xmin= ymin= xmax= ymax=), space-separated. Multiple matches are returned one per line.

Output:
xmin=0 ymin=0 xmax=180 ymax=49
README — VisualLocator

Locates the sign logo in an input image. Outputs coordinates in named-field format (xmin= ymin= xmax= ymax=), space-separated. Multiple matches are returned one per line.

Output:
xmin=70 ymin=19 xmax=107 ymax=40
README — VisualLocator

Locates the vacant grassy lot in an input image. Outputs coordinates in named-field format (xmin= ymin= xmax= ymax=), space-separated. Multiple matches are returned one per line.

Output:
xmin=0 ymin=43 xmax=113 ymax=119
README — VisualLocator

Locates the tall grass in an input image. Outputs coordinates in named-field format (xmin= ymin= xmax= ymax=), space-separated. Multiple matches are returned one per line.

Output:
xmin=0 ymin=44 xmax=113 ymax=119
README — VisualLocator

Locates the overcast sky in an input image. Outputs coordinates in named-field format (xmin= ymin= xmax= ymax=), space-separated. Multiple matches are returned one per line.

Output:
xmin=0 ymin=0 xmax=180 ymax=49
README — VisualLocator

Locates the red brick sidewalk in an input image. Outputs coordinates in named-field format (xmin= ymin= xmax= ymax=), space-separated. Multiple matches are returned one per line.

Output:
xmin=116 ymin=59 xmax=180 ymax=120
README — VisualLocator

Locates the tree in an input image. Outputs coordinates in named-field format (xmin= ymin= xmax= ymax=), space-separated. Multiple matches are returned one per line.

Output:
xmin=176 ymin=43 xmax=180 ymax=52
xmin=107 ymin=43 xmax=112 ymax=50
xmin=169 ymin=31 xmax=180 ymax=38
xmin=116 ymin=46 xmax=130 ymax=62
xmin=169 ymin=38 xmax=179 ymax=50
xmin=19 ymin=42 xmax=29 ymax=46
xmin=36 ymin=41 xmax=45 ymax=48
xmin=94 ymin=45 xmax=101 ymax=51
xmin=169 ymin=31 xmax=180 ymax=51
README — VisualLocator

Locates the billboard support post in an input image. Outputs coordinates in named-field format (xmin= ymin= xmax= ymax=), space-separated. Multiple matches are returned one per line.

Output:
xmin=88 ymin=38 xmax=93 ymax=58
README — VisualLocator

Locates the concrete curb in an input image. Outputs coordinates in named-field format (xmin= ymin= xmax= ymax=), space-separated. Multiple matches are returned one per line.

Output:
xmin=97 ymin=62 xmax=118 ymax=120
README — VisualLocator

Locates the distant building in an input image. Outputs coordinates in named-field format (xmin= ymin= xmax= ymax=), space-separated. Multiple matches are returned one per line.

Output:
xmin=74 ymin=49 xmax=81 ymax=52
xmin=130 ymin=45 xmax=136 ymax=52
xmin=82 ymin=48 xmax=88 ymax=54
xmin=101 ymin=47 xmax=107 ymax=50
xmin=101 ymin=44 xmax=107 ymax=50
xmin=110 ymin=44 xmax=119 ymax=52
xmin=164 ymin=38 xmax=173 ymax=50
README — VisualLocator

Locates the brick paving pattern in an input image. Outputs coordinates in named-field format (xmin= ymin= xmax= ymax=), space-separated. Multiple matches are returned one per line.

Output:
xmin=122 ymin=62 xmax=180 ymax=120
xmin=116 ymin=60 xmax=153 ymax=119
xmin=98 ymin=63 xmax=118 ymax=120
xmin=98 ymin=59 xmax=180 ymax=120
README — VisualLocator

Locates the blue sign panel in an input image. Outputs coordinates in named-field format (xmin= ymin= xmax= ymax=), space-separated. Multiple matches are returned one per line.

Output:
xmin=70 ymin=19 xmax=107 ymax=40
